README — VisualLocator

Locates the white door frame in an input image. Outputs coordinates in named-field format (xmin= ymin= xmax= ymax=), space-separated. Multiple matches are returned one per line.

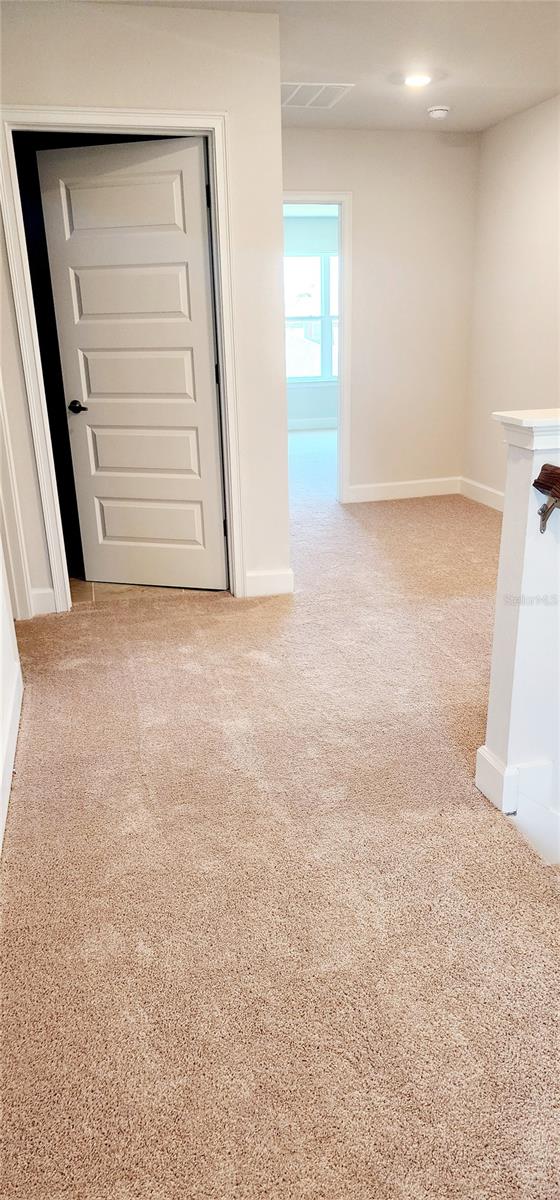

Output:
xmin=0 ymin=105 xmax=245 ymax=613
xmin=283 ymin=191 xmax=352 ymax=503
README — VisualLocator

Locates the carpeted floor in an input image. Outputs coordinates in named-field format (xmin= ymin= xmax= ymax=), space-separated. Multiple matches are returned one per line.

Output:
xmin=1 ymin=436 xmax=559 ymax=1199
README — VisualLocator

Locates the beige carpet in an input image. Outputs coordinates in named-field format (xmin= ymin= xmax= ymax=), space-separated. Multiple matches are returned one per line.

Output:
xmin=2 ymin=445 xmax=559 ymax=1199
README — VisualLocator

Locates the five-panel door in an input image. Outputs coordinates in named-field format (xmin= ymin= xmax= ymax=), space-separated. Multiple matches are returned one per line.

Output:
xmin=37 ymin=137 xmax=228 ymax=589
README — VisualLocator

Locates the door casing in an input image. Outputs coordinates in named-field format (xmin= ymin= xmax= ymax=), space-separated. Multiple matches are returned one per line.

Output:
xmin=0 ymin=106 xmax=245 ymax=614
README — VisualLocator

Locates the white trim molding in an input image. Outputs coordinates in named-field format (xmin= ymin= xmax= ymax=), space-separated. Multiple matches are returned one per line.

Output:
xmin=1 ymin=661 xmax=22 ymax=851
xmin=460 ymin=477 xmax=504 ymax=511
xmin=493 ymin=407 xmax=560 ymax=452
xmin=340 ymin=475 xmax=506 ymax=510
xmin=476 ymin=745 xmax=559 ymax=864
xmin=342 ymin=476 xmax=461 ymax=503
xmin=513 ymin=788 xmax=560 ymax=866
xmin=476 ymin=746 xmax=554 ymax=815
xmin=0 ymin=104 xmax=247 ymax=605
xmin=30 ymin=587 xmax=57 ymax=617
xmin=0 ymin=370 xmax=33 ymax=618
xmin=244 ymin=568 xmax=294 ymax=598
xmin=475 ymin=745 xmax=524 ymax=814
xmin=283 ymin=191 xmax=352 ymax=507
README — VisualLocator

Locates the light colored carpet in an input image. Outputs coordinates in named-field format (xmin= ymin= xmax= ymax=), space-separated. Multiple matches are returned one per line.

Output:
xmin=2 ymin=440 xmax=559 ymax=1199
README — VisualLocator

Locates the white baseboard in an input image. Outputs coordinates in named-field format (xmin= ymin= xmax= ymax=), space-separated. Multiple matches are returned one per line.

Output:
xmin=513 ymin=794 xmax=560 ymax=865
xmin=460 ymin=477 xmax=504 ymax=511
xmin=475 ymin=745 xmax=520 ymax=813
xmin=288 ymin=419 xmax=337 ymax=432
xmin=342 ymin=476 xmax=461 ymax=503
xmin=31 ymin=586 xmax=56 ymax=616
xmin=244 ymin=568 xmax=294 ymax=598
xmin=1 ymin=665 xmax=22 ymax=851
xmin=338 ymin=474 xmax=505 ymax=510
xmin=476 ymin=744 xmax=554 ymax=820
xmin=477 ymin=746 xmax=559 ymax=862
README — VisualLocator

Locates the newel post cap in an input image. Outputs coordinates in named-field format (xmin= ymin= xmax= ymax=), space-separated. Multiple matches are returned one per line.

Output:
xmin=492 ymin=409 xmax=560 ymax=451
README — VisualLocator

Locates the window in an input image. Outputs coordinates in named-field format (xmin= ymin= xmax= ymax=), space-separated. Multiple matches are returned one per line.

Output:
xmin=284 ymin=253 xmax=339 ymax=382
xmin=284 ymin=257 xmax=321 ymax=317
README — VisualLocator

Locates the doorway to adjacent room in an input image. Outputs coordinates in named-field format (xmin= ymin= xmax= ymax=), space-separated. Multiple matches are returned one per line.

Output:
xmin=283 ymin=198 xmax=349 ymax=505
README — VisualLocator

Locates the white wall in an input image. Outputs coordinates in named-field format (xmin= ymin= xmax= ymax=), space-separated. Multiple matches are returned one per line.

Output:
xmin=466 ymin=97 xmax=560 ymax=496
xmin=0 ymin=534 xmax=22 ymax=848
xmin=0 ymin=1 xmax=291 ymax=604
xmin=283 ymin=129 xmax=479 ymax=494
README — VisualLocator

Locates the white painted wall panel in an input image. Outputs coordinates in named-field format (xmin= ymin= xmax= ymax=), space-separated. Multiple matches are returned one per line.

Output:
xmin=466 ymin=97 xmax=560 ymax=494
xmin=283 ymin=129 xmax=478 ymax=489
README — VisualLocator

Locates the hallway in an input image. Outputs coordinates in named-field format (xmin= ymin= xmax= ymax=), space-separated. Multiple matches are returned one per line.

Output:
xmin=2 ymin=481 xmax=558 ymax=1199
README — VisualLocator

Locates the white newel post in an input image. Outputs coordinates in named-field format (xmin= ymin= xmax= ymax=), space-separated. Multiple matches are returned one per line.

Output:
xmin=475 ymin=409 xmax=560 ymax=864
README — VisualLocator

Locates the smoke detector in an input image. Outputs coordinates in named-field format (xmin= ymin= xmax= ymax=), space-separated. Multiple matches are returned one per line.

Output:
xmin=281 ymin=82 xmax=354 ymax=110
xmin=427 ymin=105 xmax=450 ymax=121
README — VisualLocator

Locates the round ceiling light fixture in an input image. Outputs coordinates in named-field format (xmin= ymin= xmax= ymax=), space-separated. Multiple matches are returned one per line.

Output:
xmin=427 ymin=105 xmax=451 ymax=120
xmin=404 ymin=73 xmax=432 ymax=88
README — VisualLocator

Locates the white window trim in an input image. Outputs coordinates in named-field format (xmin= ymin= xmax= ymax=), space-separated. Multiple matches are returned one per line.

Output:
xmin=0 ymin=105 xmax=246 ymax=613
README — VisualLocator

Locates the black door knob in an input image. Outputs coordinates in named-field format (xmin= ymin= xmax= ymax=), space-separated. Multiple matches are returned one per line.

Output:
xmin=68 ymin=400 xmax=88 ymax=414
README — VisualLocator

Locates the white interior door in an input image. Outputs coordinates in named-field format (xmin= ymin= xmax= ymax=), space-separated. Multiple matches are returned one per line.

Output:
xmin=37 ymin=137 xmax=228 ymax=590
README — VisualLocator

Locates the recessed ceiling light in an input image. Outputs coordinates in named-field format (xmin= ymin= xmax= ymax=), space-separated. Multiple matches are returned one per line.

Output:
xmin=428 ymin=105 xmax=450 ymax=120
xmin=404 ymin=73 xmax=432 ymax=88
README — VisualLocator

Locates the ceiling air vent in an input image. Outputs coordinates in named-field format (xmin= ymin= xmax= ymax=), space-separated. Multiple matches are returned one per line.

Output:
xmin=281 ymin=83 xmax=354 ymax=110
